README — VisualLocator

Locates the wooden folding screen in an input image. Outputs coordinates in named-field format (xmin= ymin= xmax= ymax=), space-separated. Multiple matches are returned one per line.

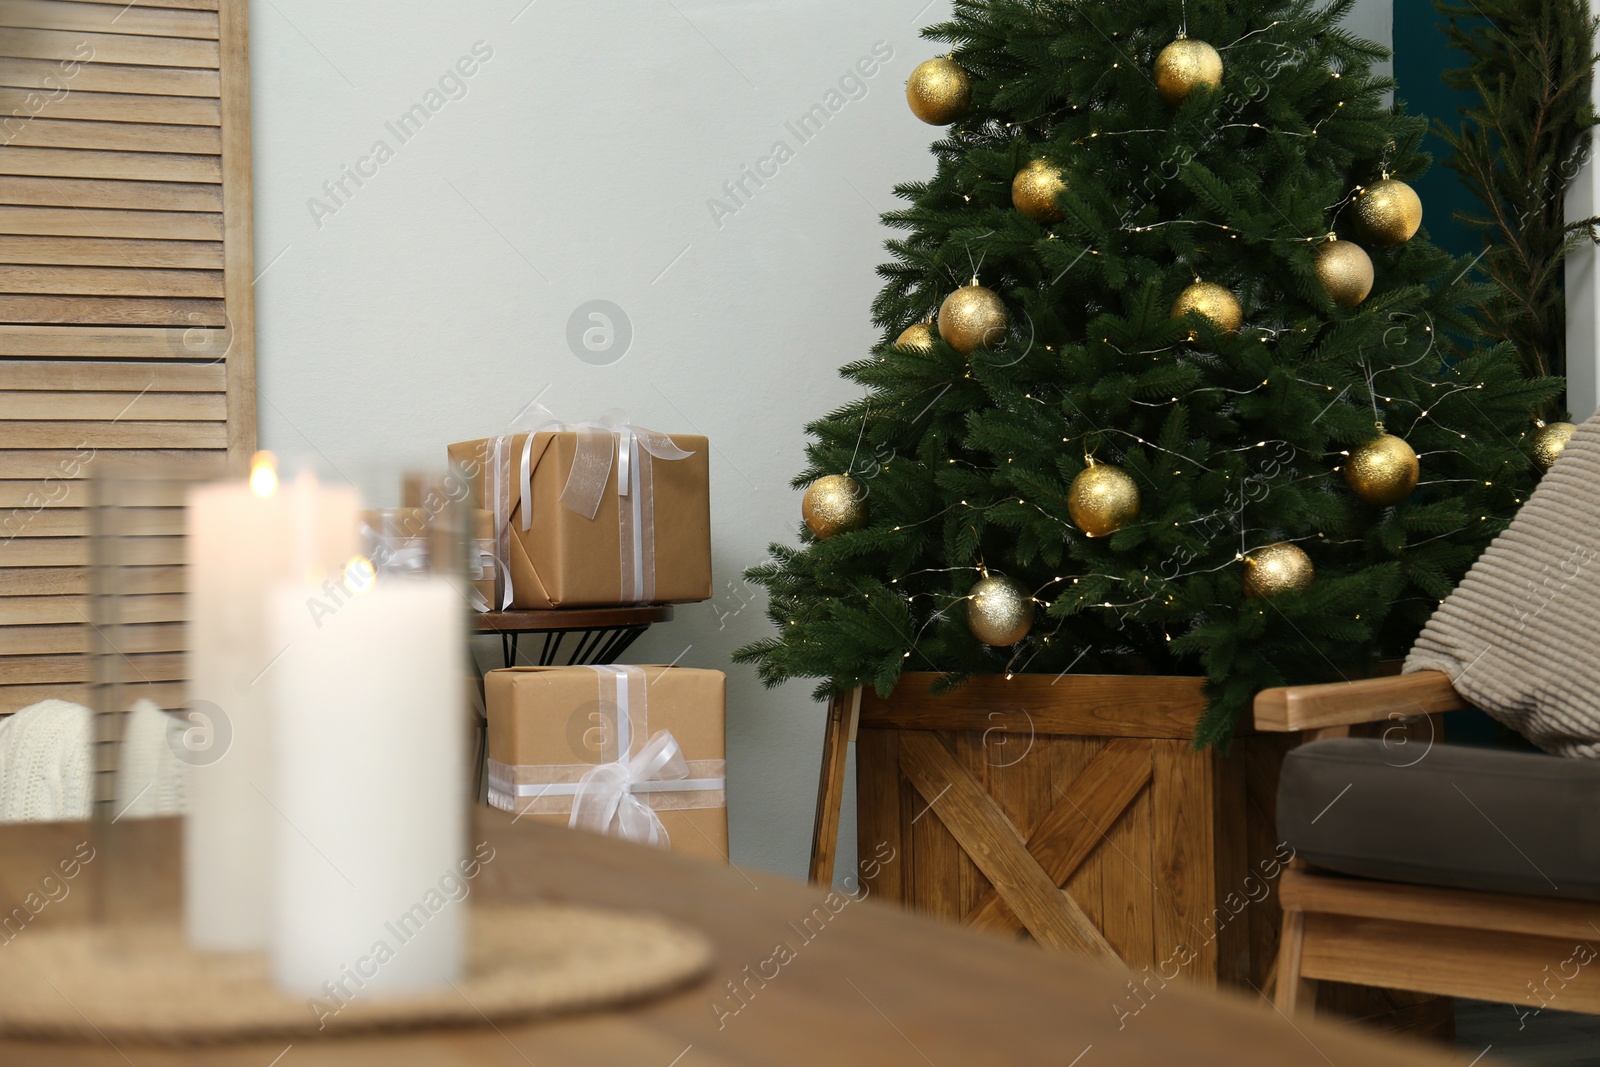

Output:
xmin=0 ymin=0 xmax=255 ymax=714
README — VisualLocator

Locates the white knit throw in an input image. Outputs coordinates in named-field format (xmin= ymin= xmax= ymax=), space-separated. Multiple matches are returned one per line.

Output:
xmin=0 ymin=699 xmax=188 ymax=821
xmin=1406 ymin=412 xmax=1600 ymax=758
xmin=0 ymin=699 xmax=90 ymax=822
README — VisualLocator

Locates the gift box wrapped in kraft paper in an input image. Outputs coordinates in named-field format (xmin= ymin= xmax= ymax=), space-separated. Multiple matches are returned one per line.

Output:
xmin=359 ymin=507 xmax=497 ymax=610
xmin=447 ymin=418 xmax=711 ymax=610
xmin=485 ymin=665 xmax=728 ymax=863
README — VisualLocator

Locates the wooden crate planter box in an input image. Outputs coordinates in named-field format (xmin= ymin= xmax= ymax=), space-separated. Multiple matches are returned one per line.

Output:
xmin=817 ymin=673 xmax=1295 ymax=992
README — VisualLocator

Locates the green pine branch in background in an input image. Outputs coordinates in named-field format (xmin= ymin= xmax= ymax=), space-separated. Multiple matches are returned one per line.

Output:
xmin=1435 ymin=0 xmax=1600 ymax=390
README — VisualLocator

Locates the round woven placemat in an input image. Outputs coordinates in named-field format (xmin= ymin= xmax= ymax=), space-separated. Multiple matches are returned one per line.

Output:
xmin=0 ymin=904 xmax=712 ymax=1044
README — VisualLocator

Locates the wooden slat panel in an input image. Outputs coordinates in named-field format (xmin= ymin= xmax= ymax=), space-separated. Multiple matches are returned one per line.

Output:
xmin=0 ymin=360 xmax=223 ymax=391
xmin=2 ymin=506 xmax=185 ymax=537
xmin=953 ymin=730 xmax=990 ymax=923
xmin=0 ymin=294 xmax=225 ymax=325
xmin=1 ymin=29 xmax=219 ymax=68
xmin=908 ymin=731 xmax=964 ymax=925
xmin=0 ymin=418 xmax=226 ymax=446
xmin=0 ymin=650 xmax=182 ymax=683
xmin=1300 ymin=912 xmax=1600 ymax=1013
xmin=0 ymin=0 xmax=252 ymax=734
xmin=1208 ymin=743 xmax=1257 ymax=989
xmin=0 ymin=592 xmax=182 ymax=623
xmin=52 ymin=0 xmax=219 ymax=11
xmin=1242 ymin=736 xmax=1293 ymax=991
xmin=1099 ymin=773 xmax=1155 ymax=967
xmin=863 ymin=672 xmax=1211 ymax=739
xmin=0 ymin=176 xmax=221 ymax=211
xmin=0 ymin=535 xmax=185 ymax=566
xmin=0 ymin=567 xmax=183 ymax=597
xmin=0 ymin=680 xmax=185 ymax=714
xmin=0 ymin=265 xmax=222 ymax=297
xmin=0 ymin=236 xmax=222 ymax=268
xmin=0 ymin=89 xmax=219 ymax=125
xmin=2 ymin=117 xmax=219 ymax=153
xmin=0 ymin=206 xmax=220 ymax=239
xmin=0 ymin=679 xmax=184 ymax=715
xmin=984 ymin=706 xmax=1054 ymax=838
xmin=0 ymin=146 xmax=221 ymax=182
xmin=0 ymin=447 xmax=219 ymax=474
xmin=1151 ymin=739 xmax=1218 ymax=988
xmin=215 ymin=0 xmax=250 ymax=458
xmin=1058 ymin=738 xmax=1104 ymax=945
xmin=0 ymin=57 xmax=219 ymax=96
xmin=0 ymin=479 xmax=195 ymax=508
xmin=0 ymin=0 xmax=220 ymax=40
xmin=855 ymin=727 xmax=902 ymax=903
xmin=0 ymin=620 xmax=183 ymax=654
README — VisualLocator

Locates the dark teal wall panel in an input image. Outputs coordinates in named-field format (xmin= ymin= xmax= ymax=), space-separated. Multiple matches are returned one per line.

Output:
xmin=1393 ymin=4 xmax=1486 ymax=260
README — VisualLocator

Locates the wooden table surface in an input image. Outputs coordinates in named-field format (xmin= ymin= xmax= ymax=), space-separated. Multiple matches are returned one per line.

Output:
xmin=0 ymin=810 xmax=1494 ymax=1066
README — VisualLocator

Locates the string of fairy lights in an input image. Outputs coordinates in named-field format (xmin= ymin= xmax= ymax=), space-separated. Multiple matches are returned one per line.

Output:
xmin=790 ymin=17 xmax=1577 ymax=668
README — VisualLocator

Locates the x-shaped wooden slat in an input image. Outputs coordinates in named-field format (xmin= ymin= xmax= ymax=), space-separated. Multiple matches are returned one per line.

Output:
xmin=966 ymin=737 xmax=1154 ymax=936
xmin=898 ymin=733 xmax=1154 ymax=962
xmin=899 ymin=733 xmax=1117 ymax=960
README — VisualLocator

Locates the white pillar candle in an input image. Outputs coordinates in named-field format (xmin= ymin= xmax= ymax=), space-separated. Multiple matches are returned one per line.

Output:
xmin=184 ymin=460 xmax=357 ymax=950
xmin=268 ymin=574 xmax=465 ymax=997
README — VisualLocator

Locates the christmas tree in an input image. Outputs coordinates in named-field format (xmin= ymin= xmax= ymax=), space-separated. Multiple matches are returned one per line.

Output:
xmin=735 ymin=0 xmax=1562 ymax=746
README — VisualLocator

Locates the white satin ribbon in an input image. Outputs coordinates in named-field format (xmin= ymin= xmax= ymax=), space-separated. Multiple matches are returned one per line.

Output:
xmin=485 ymin=406 xmax=693 ymax=609
xmin=358 ymin=513 xmax=428 ymax=576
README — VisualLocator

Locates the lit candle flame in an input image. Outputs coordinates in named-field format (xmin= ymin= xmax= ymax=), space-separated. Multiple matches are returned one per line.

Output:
xmin=344 ymin=555 xmax=376 ymax=593
xmin=249 ymin=451 xmax=278 ymax=498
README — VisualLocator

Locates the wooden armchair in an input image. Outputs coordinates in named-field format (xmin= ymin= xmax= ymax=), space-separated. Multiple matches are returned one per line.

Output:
xmin=1256 ymin=671 xmax=1600 ymax=1020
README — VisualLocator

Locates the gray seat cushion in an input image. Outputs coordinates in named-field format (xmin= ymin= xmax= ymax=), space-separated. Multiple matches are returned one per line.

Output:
xmin=1278 ymin=738 xmax=1600 ymax=902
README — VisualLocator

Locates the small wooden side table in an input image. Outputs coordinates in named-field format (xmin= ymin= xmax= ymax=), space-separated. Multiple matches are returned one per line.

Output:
xmin=471 ymin=605 xmax=675 ymax=668
xmin=466 ymin=606 xmax=675 ymax=801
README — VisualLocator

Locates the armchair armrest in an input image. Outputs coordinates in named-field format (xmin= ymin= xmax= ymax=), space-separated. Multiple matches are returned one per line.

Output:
xmin=1254 ymin=670 xmax=1466 ymax=732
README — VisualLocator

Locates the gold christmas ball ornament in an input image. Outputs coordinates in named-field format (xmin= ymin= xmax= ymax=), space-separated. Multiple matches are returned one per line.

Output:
xmin=1343 ymin=433 xmax=1419 ymax=506
xmin=1170 ymin=281 xmax=1243 ymax=339
xmin=802 ymin=475 xmax=868 ymax=539
xmin=938 ymin=284 xmax=1008 ymax=355
xmin=1011 ymin=159 xmax=1067 ymax=223
xmin=1243 ymin=542 xmax=1315 ymax=600
xmin=1314 ymin=239 xmax=1375 ymax=307
xmin=1068 ymin=461 xmax=1141 ymax=538
xmin=906 ymin=57 xmax=972 ymax=125
xmin=967 ymin=574 xmax=1036 ymax=647
xmin=1353 ymin=178 xmax=1423 ymax=247
xmin=1532 ymin=421 xmax=1577 ymax=472
xmin=1154 ymin=37 xmax=1223 ymax=106
xmin=894 ymin=322 xmax=935 ymax=352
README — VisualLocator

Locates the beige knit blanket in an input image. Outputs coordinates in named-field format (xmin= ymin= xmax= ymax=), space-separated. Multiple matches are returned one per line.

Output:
xmin=1406 ymin=413 xmax=1600 ymax=758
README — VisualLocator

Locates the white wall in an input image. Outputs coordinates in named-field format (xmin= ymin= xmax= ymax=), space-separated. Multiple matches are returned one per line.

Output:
xmin=1343 ymin=0 xmax=1393 ymax=85
xmin=250 ymin=0 xmax=941 ymax=879
xmin=250 ymin=0 xmax=1394 ymax=880
xmin=1565 ymin=0 xmax=1600 ymax=421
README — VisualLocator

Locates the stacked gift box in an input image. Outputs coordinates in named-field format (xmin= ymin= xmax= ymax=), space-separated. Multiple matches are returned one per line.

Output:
xmin=447 ymin=415 xmax=726 ymax=862
xmin=485 ymin=665 xmax=727 ymax=863
xmin=448 ymin=422 xmax=711 ymax=610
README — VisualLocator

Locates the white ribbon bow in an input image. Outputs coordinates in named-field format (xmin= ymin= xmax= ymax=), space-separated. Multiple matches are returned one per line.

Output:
xmin=568 ymin=730 xmax=688 ymax=849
